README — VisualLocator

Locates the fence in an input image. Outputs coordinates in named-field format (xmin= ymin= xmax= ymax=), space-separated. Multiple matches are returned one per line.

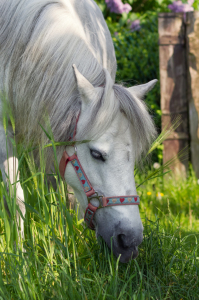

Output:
xmin=159 ymin=12 xmax=199 ymax=177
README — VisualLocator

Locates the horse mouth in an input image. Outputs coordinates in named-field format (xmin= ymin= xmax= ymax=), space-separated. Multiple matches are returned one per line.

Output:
xmin=113 ymin=243 xmax=139 ymax=263
xmin=118 ymin=246 xmax=139 ymax=263
xmin=97 ymin=233 xmax=139 ymax=263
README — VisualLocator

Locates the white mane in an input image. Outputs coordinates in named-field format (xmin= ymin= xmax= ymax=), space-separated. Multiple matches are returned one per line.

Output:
xmin=0 ymin=0 xmax=156 ymax=173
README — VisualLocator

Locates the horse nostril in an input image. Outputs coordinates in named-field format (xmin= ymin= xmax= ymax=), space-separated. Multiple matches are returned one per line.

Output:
xmin=117 ymin=233 xmax=139 ymax=261
xmin=118 ymin=234 xmax=131 ymax=250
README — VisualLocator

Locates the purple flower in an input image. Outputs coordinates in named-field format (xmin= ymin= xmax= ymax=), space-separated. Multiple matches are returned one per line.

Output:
xmin=105 ymin=0 xmax=132 ymax=14
xmin=130 ymin=19 xmax=141 ymax=32
xmin=168 ymin=0 xmax=194 ymax=13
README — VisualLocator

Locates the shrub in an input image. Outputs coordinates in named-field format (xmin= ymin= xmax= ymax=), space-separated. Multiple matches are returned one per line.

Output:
xmin=107 ymin=12 xmax=161 ymax=134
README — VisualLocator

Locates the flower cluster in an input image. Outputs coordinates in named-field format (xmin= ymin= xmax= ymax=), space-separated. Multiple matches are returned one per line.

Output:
xmin=105 ymin=0 xmax=132 ymax=14
xmin=168 ymin=0 xmax=194 ymax=13
xmin=130 ymin=19 xmax=141 ymax=32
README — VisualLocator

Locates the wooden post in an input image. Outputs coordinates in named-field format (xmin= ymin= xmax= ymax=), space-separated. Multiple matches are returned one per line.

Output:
xmin=186 ymin=12 xmax=199 ymax=178
xmin=159 ymin=13 xmax=189 ymax=175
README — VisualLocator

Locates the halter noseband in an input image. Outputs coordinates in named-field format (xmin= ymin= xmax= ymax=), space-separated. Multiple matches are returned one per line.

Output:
xmin=59 ymin=116 xmax=140 ymax=230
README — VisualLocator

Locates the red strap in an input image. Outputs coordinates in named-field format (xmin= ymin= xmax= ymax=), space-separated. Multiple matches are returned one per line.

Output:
xmin=102 ymin=195 xmax=140 ymax=206
xmin=59 ymin=151 xmax=70 ymax=179
xmin=59 ymin=113 xmax=80 ymax=179
xmin=84 ymin=203 xmax=98 ymax=230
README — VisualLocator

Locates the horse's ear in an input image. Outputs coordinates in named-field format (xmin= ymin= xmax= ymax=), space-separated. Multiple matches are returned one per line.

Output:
xmin=128 ymin=79 xmax=158 ymax=99
xmin=73 ymin=64 xmax=97 ymax=110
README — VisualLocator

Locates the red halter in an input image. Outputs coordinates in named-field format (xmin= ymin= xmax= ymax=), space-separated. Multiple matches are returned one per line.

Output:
xmin=59 ymin=116 xmax=140 ymax=230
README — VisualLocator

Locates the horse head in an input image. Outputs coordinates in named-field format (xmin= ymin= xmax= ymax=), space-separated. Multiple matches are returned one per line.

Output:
xmin=63 ymin=65 xmax=157 ymax=263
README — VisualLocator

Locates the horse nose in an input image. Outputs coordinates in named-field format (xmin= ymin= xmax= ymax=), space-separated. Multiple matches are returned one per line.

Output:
xmin=118 ymin=234 xmax=134 ymax=249
xmin=115 ymin=231 xmax=143 ymax=262
xmin=117 ymin=231 xmax=143 ymax=249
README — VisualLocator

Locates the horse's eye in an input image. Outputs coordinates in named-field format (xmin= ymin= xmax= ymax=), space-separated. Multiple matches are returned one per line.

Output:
xmin=90 ymin=149 xmax=105 ymax=162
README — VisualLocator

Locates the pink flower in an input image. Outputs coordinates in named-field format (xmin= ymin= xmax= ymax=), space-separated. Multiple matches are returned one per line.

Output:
xmin=188 ymin=0 xmax=194 ymax=5
xmin=130 ymin=19 xmax=141 ymax=32
xmin=168 ymin=0 xmax=194 ymax=13
xmin=105 ymin=0 xmax=132 ymax=14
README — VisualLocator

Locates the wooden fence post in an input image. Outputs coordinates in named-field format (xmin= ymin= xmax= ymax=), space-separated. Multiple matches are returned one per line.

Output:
xmin=158 ymin=13 xmax=189 ymax=175
xmin=186 ymin=12 xmax=199 ymax=178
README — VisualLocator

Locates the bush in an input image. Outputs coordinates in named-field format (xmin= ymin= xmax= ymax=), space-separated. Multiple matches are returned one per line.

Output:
xmin=107 ymin=12 xmax=161 ymax=133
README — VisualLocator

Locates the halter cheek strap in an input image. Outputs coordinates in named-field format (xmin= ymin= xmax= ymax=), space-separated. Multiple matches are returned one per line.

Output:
xmin=59 ymin=150 xmax=95 ymax=197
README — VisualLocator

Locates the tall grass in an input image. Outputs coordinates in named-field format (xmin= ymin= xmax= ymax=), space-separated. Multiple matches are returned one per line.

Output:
xmin=0 ymin=142 xmax=199 ymax=299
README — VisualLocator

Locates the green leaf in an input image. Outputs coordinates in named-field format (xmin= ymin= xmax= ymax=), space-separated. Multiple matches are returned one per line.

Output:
xmin=39 ymin=123 xmax=52 ymax=140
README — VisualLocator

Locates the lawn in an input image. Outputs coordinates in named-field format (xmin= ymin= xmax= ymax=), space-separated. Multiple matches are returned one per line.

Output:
xmin=0 ymin=153 xmax=199 ymax=299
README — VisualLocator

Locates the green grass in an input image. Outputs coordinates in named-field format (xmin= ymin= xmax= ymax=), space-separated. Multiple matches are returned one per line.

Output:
xmin=0 ymin=150 xmax=199 ymax=299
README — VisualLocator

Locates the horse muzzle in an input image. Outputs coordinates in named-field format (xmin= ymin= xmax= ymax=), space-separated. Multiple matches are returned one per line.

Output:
xmin=96 ymin=221 xmax=143 ymax=263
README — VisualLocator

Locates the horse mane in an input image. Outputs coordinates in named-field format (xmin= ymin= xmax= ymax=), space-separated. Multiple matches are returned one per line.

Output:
xmin=0 ymin=0 xmax=156 ymax=173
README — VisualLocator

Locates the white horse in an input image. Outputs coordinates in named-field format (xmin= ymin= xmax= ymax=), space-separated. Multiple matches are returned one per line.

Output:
xmin=0 ymin=0 xmax=157 ymax=263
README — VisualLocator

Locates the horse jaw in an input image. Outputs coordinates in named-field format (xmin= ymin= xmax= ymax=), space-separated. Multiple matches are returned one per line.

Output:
xmin=64 ymin=109 xmax=143 ymax=263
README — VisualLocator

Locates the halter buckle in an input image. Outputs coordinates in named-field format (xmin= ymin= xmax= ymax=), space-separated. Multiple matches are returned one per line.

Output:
xmin=87 ymin=191 xmax=104 ymax=208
